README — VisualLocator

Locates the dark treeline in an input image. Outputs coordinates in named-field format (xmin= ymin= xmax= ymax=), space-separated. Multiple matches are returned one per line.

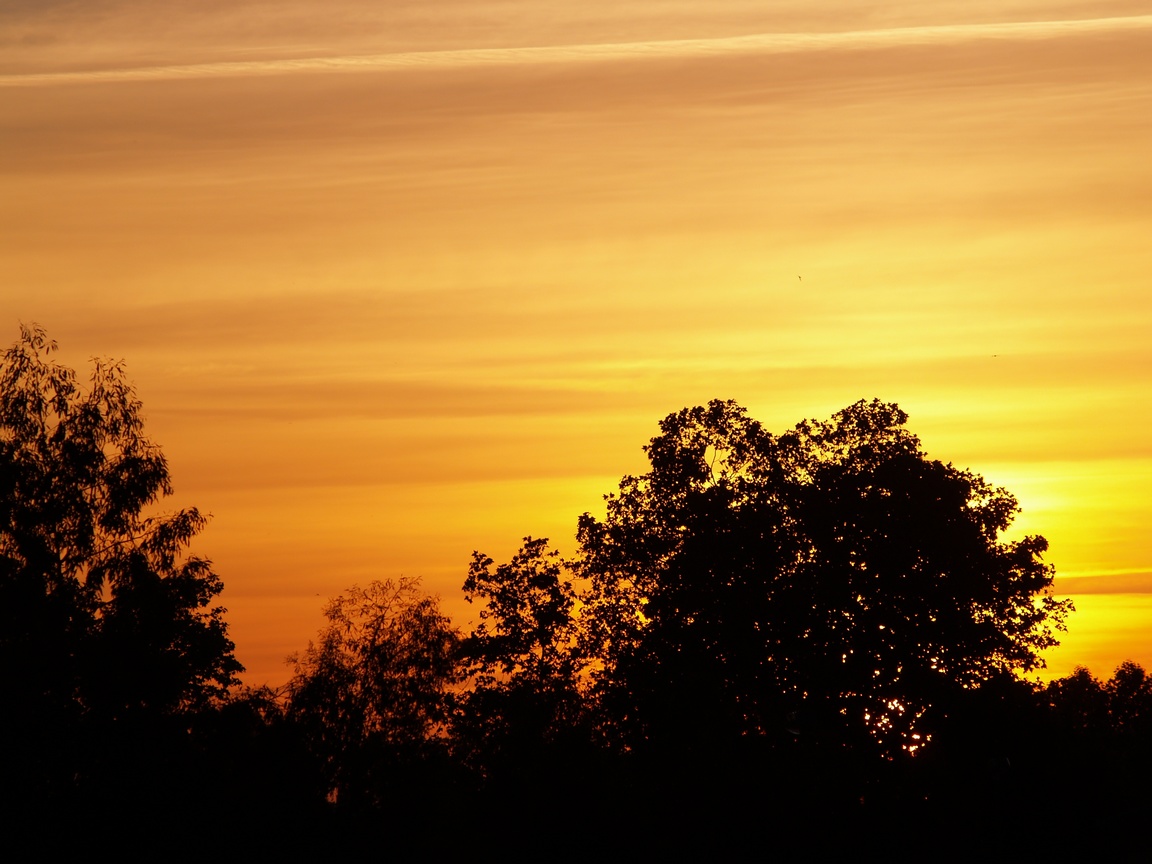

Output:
xmin=5 ymin=325 xmax=1150 ymax=856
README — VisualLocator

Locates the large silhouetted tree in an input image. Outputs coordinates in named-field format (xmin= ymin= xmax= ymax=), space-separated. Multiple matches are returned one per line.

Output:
xmin=0 ymin=325 xmax=241 ymax=805
xmin=573 ymin=399 xmax=1072 ymax=758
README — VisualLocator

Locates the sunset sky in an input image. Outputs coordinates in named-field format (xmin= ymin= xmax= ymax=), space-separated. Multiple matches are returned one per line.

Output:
xmin=3 ymin=1 xmax=1151 ymax=687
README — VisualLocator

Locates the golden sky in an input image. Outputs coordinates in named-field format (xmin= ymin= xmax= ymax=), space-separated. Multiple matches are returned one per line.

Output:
xmin=3 ymin=1 xmax=1151 ymax=686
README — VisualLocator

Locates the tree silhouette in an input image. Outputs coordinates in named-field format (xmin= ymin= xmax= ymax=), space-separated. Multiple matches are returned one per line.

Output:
xmin=1045 ymin=661 xmax=1152 ymax=739
xmin=573 ymin=399 xmax=1072 ymax=758
xmin=0 ymin=325 xmax=241 ymax=807
xmin=456 ymin=538 xmax=586 ymax=780
xmin=286 ymin=578 xmax=461 ymax=808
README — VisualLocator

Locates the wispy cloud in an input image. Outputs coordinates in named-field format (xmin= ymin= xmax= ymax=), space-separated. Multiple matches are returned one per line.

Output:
xmin=3 ymin=14 xmax=1151 ymax=87
xmin=1057 ymin=572 xmax=1152 ymax=595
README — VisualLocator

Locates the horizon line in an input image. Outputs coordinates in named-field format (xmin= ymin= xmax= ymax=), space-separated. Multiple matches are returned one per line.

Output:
xmin=2 ymin=14 xmax=1151 ymax=88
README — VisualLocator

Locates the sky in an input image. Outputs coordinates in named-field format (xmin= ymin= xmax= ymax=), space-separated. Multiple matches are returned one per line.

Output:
xmin=3 ymin=1 xmax=1151 ymax=687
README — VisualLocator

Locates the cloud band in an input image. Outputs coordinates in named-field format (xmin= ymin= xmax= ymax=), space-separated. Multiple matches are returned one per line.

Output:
xmin=3 ymin=14 xmax=1152 ymax=87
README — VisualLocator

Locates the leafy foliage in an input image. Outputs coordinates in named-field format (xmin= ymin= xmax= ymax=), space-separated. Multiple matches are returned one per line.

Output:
xmin=7 ymin=327 xmax=1126 ymax=850
xmin=456 ymin=538 xmax=585 ymax=774
xmin=573 ymin=398 xmax=1072 ymax=756
xmin=0 ymin=325 xmax=240 ymax=718
xmin=0 ymin=324 xmax=242 ymax=809
xmin=287 ymin=578 xmax=461 ymax=804
xmin=1045 ymin=661 xmax=1152 ymax=737
xmin=462 ymin=538 xmax=576 ymax=685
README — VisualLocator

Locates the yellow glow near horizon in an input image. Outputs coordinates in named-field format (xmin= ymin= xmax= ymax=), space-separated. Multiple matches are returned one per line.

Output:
xmin=2 ymin=1 xmax=1150 ymax=686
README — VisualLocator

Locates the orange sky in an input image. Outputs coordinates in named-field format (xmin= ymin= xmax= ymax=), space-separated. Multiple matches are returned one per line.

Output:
xmin=3 ymin=1 xmax=1151 ymax=686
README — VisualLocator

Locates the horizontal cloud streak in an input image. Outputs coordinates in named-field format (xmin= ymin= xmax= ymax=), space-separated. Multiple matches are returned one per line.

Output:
xmin=3 ymin=14 xmax=1151 ymax=86
xmin=1058 ymin=572 xmax=1152 ymax=594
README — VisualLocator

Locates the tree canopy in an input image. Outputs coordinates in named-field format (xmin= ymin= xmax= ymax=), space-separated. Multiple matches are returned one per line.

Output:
xmin=286 ymin=577 xmax=461 ymax=806
xmin=0 ymin=325 xmax=241 ymax=801
xmin=455 ymin=539 xmax=586 ymax=777
xmin=541 ymin=399 xmax=1072 ymax=757
xmin=10 ymin=328 xmax=1147 ymax=854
